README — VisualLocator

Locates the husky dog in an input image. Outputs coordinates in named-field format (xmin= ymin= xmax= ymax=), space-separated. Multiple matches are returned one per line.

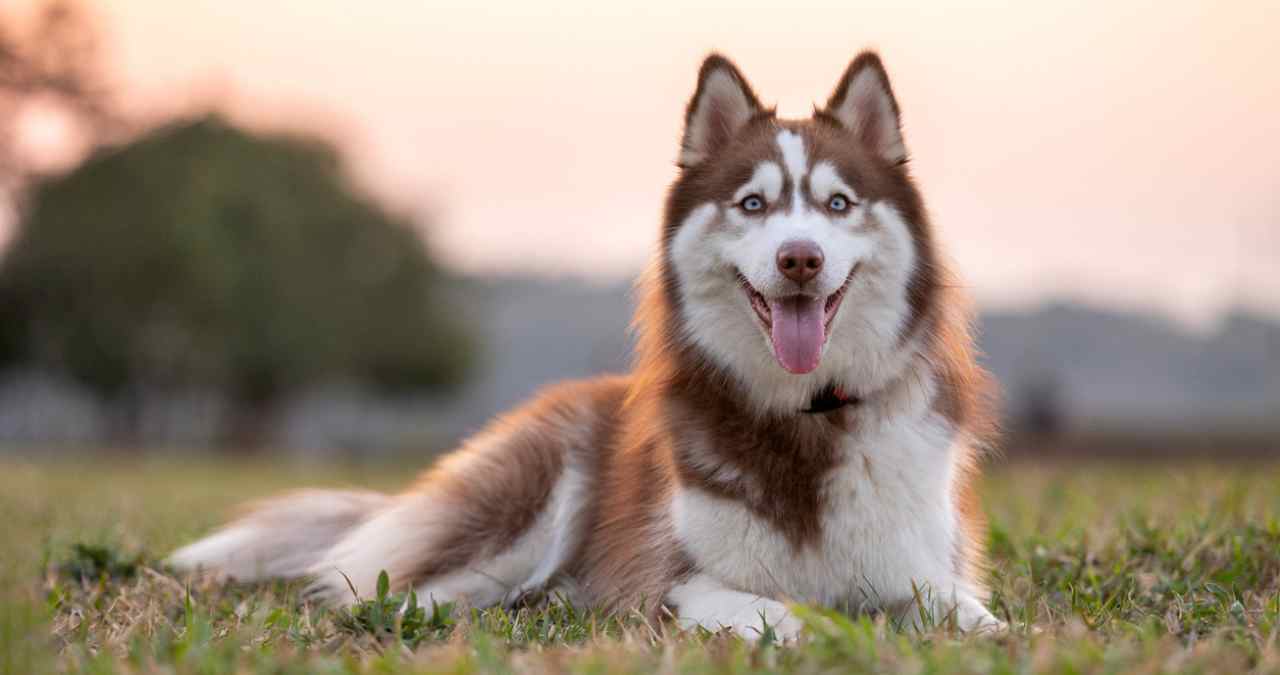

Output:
xmin=170 ymin=51 xmax=1002 ymax=639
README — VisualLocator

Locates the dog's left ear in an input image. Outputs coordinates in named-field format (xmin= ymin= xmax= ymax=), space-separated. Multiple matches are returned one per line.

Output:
xmin=679 ymin=54 xmax=763 ymax=168
xmin=822 ymin=52 xmax=907 ymax=164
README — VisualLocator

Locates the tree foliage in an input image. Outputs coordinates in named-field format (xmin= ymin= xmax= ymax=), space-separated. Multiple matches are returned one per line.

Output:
xmin=0 ymin=116 xmax=473 ymax=408
xmin=1 ymin=1 xmax=119 ymax=191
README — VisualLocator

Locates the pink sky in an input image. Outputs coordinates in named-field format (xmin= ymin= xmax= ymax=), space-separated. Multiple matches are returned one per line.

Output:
xmin=11 ymin=0 xmax=1280 ymax=327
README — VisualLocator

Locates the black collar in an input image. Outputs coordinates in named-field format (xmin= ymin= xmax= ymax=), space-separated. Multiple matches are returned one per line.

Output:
xmin=802 ymin=385 xmax=859 ymax=414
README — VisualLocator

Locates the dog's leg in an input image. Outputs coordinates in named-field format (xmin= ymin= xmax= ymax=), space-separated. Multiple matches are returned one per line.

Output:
xmin=412 ymin=517 xmax=560 ymax=610
xmin=306 ymin=461 xmax=577 ymax=607
xmin=417 ymin=463 xmax=591 ymax=610
xmin=667 ymin=573 xmax=804 ymax=642
xmin=501 ymin=463 xmax=590 ymax=606
xmin=305 ymin=379 xmax=617 ymax=606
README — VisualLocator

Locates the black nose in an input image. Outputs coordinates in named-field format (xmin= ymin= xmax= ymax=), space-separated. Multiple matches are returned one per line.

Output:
xmin=776 ymin=239 xmax=824 ymax=284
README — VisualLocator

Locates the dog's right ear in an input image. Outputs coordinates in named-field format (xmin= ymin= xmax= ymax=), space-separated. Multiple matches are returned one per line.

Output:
xmin=678 ymin=54 xmax=763 ymax=169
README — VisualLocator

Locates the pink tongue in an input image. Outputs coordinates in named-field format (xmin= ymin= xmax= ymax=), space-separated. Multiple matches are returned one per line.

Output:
xmin=768 ymin=296 xmax=826 ymax=374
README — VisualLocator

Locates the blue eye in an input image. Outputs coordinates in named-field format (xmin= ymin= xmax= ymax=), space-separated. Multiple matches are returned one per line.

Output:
xmin=828 ymin=194 xmax=852 ymax=212
xmin=739 ymin=195 xmax=765 ymax=212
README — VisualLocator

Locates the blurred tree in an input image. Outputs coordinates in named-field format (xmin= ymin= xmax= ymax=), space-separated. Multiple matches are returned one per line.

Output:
xmin=0 ymin=1 xmax=120 ymax=195
xmin=0 ymin=116 xmax=474 ymax=446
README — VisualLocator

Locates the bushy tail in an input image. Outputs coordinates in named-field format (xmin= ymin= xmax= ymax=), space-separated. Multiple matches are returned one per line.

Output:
xmin=167 ymin=490 xmax=391 ymax=582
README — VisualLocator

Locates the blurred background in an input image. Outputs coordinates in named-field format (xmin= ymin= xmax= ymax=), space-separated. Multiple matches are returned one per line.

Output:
xmin=0 ymin=0 xmax=1274 ymax=459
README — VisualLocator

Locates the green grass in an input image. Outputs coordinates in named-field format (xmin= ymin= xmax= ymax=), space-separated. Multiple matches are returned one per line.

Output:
xmin=3 ymin=454 xmax=1280 ymax=673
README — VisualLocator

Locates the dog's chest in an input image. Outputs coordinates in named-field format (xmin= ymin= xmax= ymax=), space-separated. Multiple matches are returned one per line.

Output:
xmin=671 ymin=415 xmax=960 ymax=607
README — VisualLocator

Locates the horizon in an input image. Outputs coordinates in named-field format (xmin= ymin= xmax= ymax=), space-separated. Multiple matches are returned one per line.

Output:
xmin=4 ymin=0 xmax=1277 ymax=330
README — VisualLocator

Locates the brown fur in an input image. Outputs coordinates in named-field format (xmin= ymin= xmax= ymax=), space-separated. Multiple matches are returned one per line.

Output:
xmin=176 ymin=50 xmax=998 ymax=621
xmin=391 ymin=377 xmax=625 ymax=590
xmin=629 ymin=56 xmax=984 ymax=558
xmin=376 ymin=50 xmax=996 ymax=609
xmin=572 ymin=390 xmax=693 ymax=614
xmin=679 ymin=55 xmax=768 ymax=169
xmin=579 ymin=52 xmax=994 ymax=608
xmin=635 ymin=277 xmax=848 ymax=550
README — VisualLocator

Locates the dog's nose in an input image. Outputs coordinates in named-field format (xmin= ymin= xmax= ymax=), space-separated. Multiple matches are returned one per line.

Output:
xmin=776 ymin=240 xmax=824 ymax=284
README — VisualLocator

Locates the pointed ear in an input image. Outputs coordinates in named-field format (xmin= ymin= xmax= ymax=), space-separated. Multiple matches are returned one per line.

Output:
xmin=679 ymin=54 xmax=763 ymax=168
xmin=822 ymin=52 xmax=907 ymax=164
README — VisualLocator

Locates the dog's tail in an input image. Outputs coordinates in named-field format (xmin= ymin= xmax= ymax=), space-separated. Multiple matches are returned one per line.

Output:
xmin=167 ymin=489 xmax=391 ymax=583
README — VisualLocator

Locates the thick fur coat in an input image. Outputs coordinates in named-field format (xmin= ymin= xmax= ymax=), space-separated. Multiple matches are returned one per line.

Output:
xmin=170 ymin=51 xmax=1002 ymax=639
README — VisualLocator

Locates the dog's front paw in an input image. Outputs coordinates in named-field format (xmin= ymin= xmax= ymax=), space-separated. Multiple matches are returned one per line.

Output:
xmin=955 ymin=596 xmax=1006 ymax=635
xmin=670 ymin=575 xmax=804 ymax=643
xmin=681 ymin=598 xmax=803 ymax=642
xmin=753 ymin=602 xmax=805 ymax=643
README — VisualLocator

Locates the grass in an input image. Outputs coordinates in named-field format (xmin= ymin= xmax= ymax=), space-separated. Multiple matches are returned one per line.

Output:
xmin=2 ymin=454 xmax=1280 ymax=673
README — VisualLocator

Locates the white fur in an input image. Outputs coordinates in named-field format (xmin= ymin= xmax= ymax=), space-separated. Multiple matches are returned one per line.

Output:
xmin=412 ymin=494 xmax=557 ymax=609
xmin=669 ymin=130 xmax=922 ymax=415
xmin=306 ymin=466 xmax=581 ymax=606
xmin=829 ymin=67 xmax=906 ymax=163
xmin=169 ymin=527 xmax=277 ymax=578
xmin=306 ymin=498 xmax=449 ymax=603
xmin=509 ymin=462 xmax=589 ymax=603
xmin=669 ymin=359 xmax=999 ymax=631
xmin=681 ymin=68 xmax=756 ymax=167
xmin=775 ymin=129 xmax=808 ymax=211
xmin=167 ymin=490 xmax=389 ymax=582
xmin=172 ymin=58 xmax=998 ymax=643
xmin=412 ymin=465 xmax=586 ymax=609
xmin=668 ymin=573 xmax=804 ymax=642
xmin=809 ymin=161 xmax=861 ymax=210
xmin=732 ymin=161 xmax=783 ymax=205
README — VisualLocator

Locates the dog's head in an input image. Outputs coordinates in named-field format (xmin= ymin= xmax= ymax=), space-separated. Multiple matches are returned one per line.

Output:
xmin=660 ymin=52 xmax=940 ymax=413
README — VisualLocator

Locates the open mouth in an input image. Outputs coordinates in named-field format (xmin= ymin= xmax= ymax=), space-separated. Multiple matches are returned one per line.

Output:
xmin=737 ymin=266 xmax=857 ymax=374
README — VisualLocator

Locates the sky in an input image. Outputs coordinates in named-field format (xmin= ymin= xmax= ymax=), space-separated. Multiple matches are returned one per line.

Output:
xmin=9 ymin=0 xmax=1280 ymax=328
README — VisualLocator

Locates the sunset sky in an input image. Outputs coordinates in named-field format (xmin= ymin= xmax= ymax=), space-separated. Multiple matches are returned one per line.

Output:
xmin=10 ymin=0 xmax=1280 ymax=327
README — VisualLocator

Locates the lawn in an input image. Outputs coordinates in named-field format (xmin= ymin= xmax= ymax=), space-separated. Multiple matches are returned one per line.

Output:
xmin=2 ymin=453 xmax=1279 ymax=674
